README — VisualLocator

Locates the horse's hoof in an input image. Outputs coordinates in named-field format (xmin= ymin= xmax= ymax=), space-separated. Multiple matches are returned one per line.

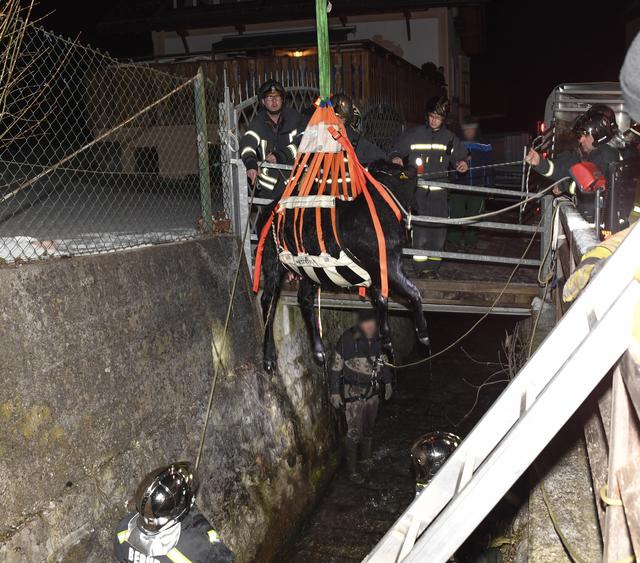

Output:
xmin=264 ymin=358 xmax=277 ymax=372
xmin=418 ymin=334 xmax=430 ymax=347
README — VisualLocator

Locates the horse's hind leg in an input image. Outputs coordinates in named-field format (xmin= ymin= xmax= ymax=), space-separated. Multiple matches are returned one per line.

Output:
xmin=370 ymin=286 xmax=392 ymax=353
xmin=297 ymin=278 xmax=326 ymax=365
xmin=261 ymin=242 xmax=286 ymax=372
xmin=389 ymin=270 xmax=429 ymax=347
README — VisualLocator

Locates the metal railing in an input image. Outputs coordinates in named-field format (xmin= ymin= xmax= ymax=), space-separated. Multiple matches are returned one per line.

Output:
xmin=0 ymin=24 xmax=228 ymax=265
xmin=231 ymin=159 xmax=547 ymax=271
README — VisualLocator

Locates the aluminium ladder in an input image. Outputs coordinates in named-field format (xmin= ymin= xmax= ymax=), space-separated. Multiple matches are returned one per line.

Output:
xmin=364 ymin=223 xmax=640 ymax=563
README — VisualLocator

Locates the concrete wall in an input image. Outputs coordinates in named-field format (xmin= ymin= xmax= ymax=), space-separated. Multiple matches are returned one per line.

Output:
xmin=0 ymin=237 xmax=344 ymax=562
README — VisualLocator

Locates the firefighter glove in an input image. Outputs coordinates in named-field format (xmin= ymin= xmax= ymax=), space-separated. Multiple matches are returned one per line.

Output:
xmin=384 ymin=383 xmax=393 ymax=401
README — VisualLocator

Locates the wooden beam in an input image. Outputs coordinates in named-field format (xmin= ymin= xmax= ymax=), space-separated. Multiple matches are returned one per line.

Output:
xmin=603 ymin=366 xmax=636 ymax=562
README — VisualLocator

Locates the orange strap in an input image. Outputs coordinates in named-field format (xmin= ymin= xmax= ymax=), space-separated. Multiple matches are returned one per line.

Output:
xmin=252 ymin=211 xmax=275 ymax=293
xmin=315 ymin=153 xmax=333 ymax=254
xmin=295 ymin=151 xmax=324 ymax=254
xmin=328 ymin=126 xmax=401 ymax=298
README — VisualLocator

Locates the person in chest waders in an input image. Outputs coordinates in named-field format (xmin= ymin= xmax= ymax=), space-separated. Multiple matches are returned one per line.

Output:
xmin=114 ymin=462 xmax=234 ymax=563
xmin=329 ymin=310 xmax=394 ymax=485
xmin=390 ymin=96 xmax=469 ymax=279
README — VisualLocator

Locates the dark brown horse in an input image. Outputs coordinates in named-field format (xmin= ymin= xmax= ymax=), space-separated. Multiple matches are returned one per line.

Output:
xmin=258 ymin=160 xmax=429 ymax=372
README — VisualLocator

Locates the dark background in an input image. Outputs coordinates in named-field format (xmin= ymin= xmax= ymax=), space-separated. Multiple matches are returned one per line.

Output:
xmin=34 ymin=0 xmax=638 ymax=134
xmin=471 ymin=0 xmax=637 ymax=132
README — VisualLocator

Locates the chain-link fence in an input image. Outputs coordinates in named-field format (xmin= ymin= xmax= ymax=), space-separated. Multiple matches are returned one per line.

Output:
xmin=0 ymin=22 xmax=228 ymax=264
xmin=359 ymin=99 xmax=405 ymax=154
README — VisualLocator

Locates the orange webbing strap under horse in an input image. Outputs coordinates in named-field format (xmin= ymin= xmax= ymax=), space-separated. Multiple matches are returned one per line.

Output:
xmin=252 ymin=102 xmax=402 ymax=298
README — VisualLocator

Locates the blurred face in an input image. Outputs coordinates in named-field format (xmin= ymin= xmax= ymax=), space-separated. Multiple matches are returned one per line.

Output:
xmin=262 ymin=93 xmax=283 ymax=114
xmin=428 ymin=112 xmax=445 ymax=130
xmin=463 ymin=126 xmax=478 ymax=141
xmin=578 ymin=133 xmax=595 ymax=153
xmin=359 ymin=318 xmax=378 ymax=339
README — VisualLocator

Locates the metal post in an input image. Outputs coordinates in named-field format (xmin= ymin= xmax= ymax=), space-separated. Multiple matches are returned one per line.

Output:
xmin=608 ymin=162 xmax=619 ymax=235
xmin=595 ymin=188 xmax=602 ymax=241
xmin=540 ymin=194 xmax=553 ymax=269
xmin=194 ymin=67 xmax=213 ymax=233
xmin=520 ymin=145 xmax=528 ymax=224
xmin=219 ymin=80 xmax=239 ymax=233
xmin=235 ymin=156 xmax=251 ymax=271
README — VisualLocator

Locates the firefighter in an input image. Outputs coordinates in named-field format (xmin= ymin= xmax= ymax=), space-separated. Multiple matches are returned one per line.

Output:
xmin=114 ymin=462 xmax=234 ymax=563
xmin=331 ymin=93 xmax=387 ymax=165
xmin=448 ymin=116 xmax=495 ymax=250
xmin=525 ymin=105 xmax=622 ymax=222
xmin=239 ymin=80 xmax=303 ymax=200
xmin=329 ymin=310 xmax=394 ymax=484
xmin=390 ymin=96 xmax=469 ymax=278
xmin=410 ymin=431 xmax=460 ymax=496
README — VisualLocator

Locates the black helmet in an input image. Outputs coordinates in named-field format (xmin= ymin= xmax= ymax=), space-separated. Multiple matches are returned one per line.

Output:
xmin=425 ymin=95 xmax=450 ymax=119
xmin=411 ymin=431 xmax=461 ymax=488
xmin=572 ymin=105 xmax=618 ymax=146
xmin=331 ymin=93 xmax=355 ymax=125
xmin=258 ymin=79 xmax=285 ymax=99
xmin=134 ymin=462 xmax=198 ymax=534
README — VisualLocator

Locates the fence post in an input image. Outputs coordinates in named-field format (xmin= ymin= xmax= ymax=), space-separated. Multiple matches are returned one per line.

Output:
xmin=602 ymin=364 xmax=636 ymax=562
xmin=194 ymin=67 xmax=213 ymax=234
xmin=540 ymin=194 xmax=554 ymax=291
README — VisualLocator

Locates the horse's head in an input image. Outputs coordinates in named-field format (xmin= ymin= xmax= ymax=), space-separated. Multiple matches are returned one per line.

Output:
xmin=368 ymin=160 xmax=417 ymax=212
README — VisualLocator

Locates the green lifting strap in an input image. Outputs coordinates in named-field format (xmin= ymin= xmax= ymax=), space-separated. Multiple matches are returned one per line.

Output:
xmin=315 ymin=0 xmax=331 ymax=100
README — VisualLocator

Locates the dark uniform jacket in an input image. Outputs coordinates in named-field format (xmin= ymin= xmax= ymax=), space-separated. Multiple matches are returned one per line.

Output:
xmin=390 ymin=125 xmax=468 ymax=177
xmin=329 ymin=326 xmax=392 ymax=394
xmin=240 ymin=106 xmax=303 ymax=192
xmin=345 ymin=125 xmax=387 ymax=165
xmin=460 ymin=139 xmax=495 ymax=187
xmin=534 ymin=144 xmax=622 ymax=219
xmin=114 ymin=509 xmax=234 ymax=563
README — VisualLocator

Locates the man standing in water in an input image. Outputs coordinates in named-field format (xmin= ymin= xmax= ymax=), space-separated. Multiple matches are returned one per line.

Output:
xmin=329 ymin=310 xmax=393 ymax=484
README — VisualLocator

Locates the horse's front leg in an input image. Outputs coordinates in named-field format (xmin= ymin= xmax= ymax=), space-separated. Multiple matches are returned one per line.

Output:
xmin=297 ymin=278 xmax=326 ymax=365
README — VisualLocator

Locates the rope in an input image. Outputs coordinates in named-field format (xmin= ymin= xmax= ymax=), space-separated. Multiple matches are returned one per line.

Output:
xmin=384 ymin=177 xmax=569 ymax=227
xmin=418 ymin=159 xmax=524 ymax=180
xmin=537 ymin=473 xmax=589 ymax=563
xmin=194 ymin=178 xmax=259 ymax=471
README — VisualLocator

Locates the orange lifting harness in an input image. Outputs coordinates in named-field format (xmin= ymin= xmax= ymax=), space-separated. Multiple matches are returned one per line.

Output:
xmin=252 ymin=103 xmax=402 ymax=298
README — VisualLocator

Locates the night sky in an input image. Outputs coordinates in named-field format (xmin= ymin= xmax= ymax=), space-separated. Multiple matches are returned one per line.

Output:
xmin=35 ymin=0 xmax=637 ymax=134
xmin=471 ymin=0 xmax=636 ymax=132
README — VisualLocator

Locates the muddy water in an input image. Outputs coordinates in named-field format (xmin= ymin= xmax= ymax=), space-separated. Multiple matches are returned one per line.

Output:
xmin=279 ymin=313 xmax=522 ymax=563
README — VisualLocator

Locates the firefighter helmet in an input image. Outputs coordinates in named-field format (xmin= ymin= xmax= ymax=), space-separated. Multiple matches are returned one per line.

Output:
xmin=425 ymin=95 xmax=450 ymax=118
xmin=411 ymin=431 xmax=461 ymax=489
xmin=572 ymin=105 xmax=618 ymax=146
xmin=331 ymin=93 xmax=355 ymax=124
xmin=258 ymin=79 xmax=286 ymax=99
xmin=134 ymin=462 xmax=198 ymax=534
